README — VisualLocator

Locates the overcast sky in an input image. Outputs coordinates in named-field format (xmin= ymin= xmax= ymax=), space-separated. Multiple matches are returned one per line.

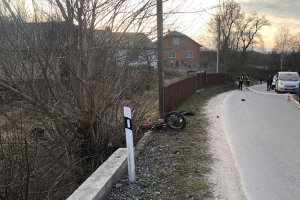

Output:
xmin=183 ymin=0 xmax=300 ymax=51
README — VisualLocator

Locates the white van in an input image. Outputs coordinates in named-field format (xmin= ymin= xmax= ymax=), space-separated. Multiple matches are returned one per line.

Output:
xmin=275 ymin=72 xmax=300 ymax=93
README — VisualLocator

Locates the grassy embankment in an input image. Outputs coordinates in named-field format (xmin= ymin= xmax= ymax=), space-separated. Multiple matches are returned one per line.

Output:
xmin=110 ymin=83 xmax=236 ymax=200
xmin=149 ymin=83 xmax=236 ymax=199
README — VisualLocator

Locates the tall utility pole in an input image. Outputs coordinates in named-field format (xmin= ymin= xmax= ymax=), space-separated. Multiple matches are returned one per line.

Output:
xmin=217 ymin=16 xmax=220 ymax=73
xmin=251 ymin=42 xmax=254 ymax=68
xmin=280 ymin=53 xmax=283 ymax=71
xmin=157 ymin=0 xmax=164 ymax=118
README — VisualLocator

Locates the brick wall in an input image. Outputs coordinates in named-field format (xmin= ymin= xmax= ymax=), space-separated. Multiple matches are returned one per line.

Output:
xmin=163 ymin=36 xmax=200 ymax=66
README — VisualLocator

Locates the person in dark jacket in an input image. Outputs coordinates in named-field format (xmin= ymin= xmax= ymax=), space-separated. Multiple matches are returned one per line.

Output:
xmin=297 ymin=81 xmax=300 ymax=108
xmin=267 ymin=75 xmax=272 ymax=91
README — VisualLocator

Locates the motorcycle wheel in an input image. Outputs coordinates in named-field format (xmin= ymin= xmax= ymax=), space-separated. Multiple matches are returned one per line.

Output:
xmin=164 ymin=111 xmax=186 ymax=130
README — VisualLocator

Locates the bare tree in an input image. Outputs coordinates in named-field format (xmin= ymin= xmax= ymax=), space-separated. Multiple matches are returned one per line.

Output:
xmin=237 ymin=13 xmax=269 ymax=53
xmin=208 ymin=1 xmax=269 ymax=52
xmin=0 ymin=0 xmax=159 ymax=199
xmin=292 ymin=33 xmax=300 ymax=52
xmin=206 ymin=0 xmax=269 ymax=75
xmin=0 ymin=0 xmax=204 ymax=199
xmin=274 ymin=27 xmax=293 ymax=71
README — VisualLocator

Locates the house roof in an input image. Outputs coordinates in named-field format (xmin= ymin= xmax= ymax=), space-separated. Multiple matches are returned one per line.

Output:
xmin=1 ymin=20 xmax=155 ymax=51
xmin=94 ymin=30 xmax=156 ymax=49
xmin=164 ymin=31 xmax=203 ymax=47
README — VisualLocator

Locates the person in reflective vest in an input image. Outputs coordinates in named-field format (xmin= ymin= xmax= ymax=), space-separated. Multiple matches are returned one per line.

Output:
xmin=238 ymin=73 xmax=244 ymax=90
xmin=245 ymin=74 xmax=251 ymax=88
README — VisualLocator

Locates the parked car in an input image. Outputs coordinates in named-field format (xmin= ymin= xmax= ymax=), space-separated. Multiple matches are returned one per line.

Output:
xmin=272 ymin=74 xmax=277 ymax=89
xmin=275 ymin=72 xmax=300 ymax=93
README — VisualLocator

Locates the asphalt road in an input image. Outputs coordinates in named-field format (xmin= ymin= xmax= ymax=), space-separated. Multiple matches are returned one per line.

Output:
xmin=223 ymin=83 xmax=300 ymax=200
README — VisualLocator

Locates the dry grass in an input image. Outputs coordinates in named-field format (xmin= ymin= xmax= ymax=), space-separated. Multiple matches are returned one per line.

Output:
xmin=164 ymin=68 xmax=189 ymax=86
xmin=107 ymin=83 xmax=236 ymax=200
xmin=156 ymin=83 xmax=236 ymax=199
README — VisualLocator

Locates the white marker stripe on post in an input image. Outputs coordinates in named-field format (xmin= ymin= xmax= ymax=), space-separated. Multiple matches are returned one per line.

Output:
xmin=124 ymin=107 xmax=136 ymax=183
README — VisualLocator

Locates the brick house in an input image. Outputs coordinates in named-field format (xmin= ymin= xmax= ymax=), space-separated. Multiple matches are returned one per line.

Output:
xmin=163 ymin=31 xmax=202 ymax=68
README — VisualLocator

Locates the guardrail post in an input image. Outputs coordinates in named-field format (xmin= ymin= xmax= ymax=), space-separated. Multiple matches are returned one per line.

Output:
xmin=124 ymin=107 xmax=136 ymax=183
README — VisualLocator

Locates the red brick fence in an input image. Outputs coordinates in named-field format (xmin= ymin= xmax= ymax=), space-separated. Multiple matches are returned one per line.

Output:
xmin=164 ymin=72 xmax=225 ymax=114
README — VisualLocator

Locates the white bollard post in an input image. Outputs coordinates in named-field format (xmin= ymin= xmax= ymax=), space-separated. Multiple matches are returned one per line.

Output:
xmin=124 ymin=107 xmax=136 ymax=183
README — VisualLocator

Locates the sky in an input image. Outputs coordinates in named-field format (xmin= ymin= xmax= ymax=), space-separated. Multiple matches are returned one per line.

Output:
xmin=238 ymin=0 xmax=300 ymax=50
xmin=22 ymin=0 xmax=299 ymax=51
xmin=179 ymin=0 xmax=300 ymax=51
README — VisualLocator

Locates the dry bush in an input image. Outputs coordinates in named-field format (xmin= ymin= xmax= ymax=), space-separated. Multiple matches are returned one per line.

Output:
xmin=164 ymin=67 xmax=188 ymax=85
xmin=0 ymin=0 xmax=197 ymax=199
xmin=0 ymin=0 xmax=159 ymax=199
xmin=0 ymin=127 xmax=78 ymax=200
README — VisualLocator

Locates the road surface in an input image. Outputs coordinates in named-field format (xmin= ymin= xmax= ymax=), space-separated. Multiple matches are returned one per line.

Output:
xmin=222 ymin=83 xmax=300 ymax=200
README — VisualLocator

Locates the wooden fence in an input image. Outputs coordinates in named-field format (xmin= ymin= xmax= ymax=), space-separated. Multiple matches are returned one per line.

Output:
xmin=197 ymin=73 xmax=206 ymax=89
xmin=164 ymin=72 xmax=225 ymax=114
xmin=207 ymin=73 xmax=225 ymax=87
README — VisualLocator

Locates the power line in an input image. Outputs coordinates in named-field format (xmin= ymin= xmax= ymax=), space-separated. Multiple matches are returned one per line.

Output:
xmin=165 ymin=0 xmax=230 ymax=14
xmin=119 ymin=1 xmax=230 ymax=15
xmin=246 ymin=0 xmax=298 ymax=14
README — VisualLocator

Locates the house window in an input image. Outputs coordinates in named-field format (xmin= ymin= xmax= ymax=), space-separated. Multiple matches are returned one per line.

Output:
xmin=169 ymin=51 xmax=176 ymax=59
xmin=186 ymin=50 xmax=193 ymax=58
xmin=173 ymin=37 xmax=180 ymax=45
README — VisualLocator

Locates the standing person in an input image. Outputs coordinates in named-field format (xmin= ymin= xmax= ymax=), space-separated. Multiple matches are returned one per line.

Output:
xmin=267 ymin=75 xmax=272 ymax=91
xmin=181 ymin=59 xmax=184 ymax=66
xmin=245 ymin=74 xmax=251 ymax=88
xmin=238 ymin=73 xmax=244 ymax=90
xmin=260 ymin=78 xmax=263 ymax=84
xmin=297 ymin=81 xmax=300 ymax=108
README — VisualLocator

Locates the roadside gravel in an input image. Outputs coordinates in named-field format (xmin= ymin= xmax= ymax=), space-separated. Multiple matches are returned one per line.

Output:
xmin=205 ymin=91 xmax=247 ymax=200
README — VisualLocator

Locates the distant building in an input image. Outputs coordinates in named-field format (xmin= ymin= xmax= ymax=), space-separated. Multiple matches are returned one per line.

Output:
xmin=162 ymin=30 xmax=202 ymax=68
xmin=0 ymin=21 xmax=70 ymax=51
xmin=0 ymin=20 xmax=158 ymax=83
xmin=0 ymin=21 xmax=70 ymax=80
xmin=94 ymin=30 xmax=157 ymax=68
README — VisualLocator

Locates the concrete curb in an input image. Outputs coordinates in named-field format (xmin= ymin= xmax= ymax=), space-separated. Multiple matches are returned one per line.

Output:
xmin=135 ymin=131 xmax=154 ymax=158
xmin=67 ymin=131 xmax=154 ymax=200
